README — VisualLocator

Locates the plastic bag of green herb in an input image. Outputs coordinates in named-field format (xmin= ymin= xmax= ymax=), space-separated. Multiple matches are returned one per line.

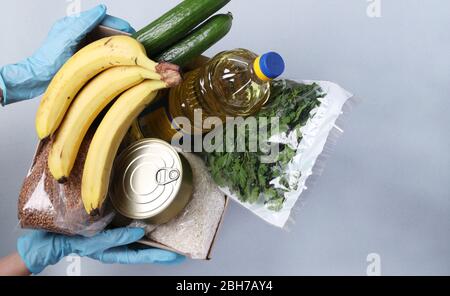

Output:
xmin=204 ymin=79 xmax=353 ymax=228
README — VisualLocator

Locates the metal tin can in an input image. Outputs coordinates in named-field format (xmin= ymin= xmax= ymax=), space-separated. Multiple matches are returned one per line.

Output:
xmin=110 ymin=139 xmax=193 ymax=225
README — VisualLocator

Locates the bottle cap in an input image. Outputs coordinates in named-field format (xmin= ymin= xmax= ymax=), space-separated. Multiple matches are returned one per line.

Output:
xmin=254 ymin=52 xmax=285 ymax=81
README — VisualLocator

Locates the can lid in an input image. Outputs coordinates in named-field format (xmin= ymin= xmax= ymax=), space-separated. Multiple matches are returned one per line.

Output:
xmin=110 ymin=139 xmax=183 ymax=220
xmin=254 ymin=52 xmax=285 ymax=81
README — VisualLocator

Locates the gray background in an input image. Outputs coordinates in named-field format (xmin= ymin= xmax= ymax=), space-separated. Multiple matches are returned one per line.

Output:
xmin=0 ymin=0 xmax=449 ymax=276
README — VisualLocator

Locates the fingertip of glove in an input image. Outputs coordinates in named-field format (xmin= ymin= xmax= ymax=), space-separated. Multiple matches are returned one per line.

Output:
xmin=170 ymin=254 xmax=187 ymax=265
xmin=96 ymin=4 xmax=107 ymax=13
xmin=101 ymin=15 xmax=136 ymax=34
xmin=146 ymin=249 xmax=186 ymax=265
xmin=161 ymin=254 xmax=186 ymax=265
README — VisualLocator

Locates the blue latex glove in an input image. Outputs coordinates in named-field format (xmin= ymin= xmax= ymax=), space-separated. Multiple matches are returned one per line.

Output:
xmin=0 ymin=4 xmax=135 ymax=106
xmin=17 ymin=228 xmax=185 ymax=274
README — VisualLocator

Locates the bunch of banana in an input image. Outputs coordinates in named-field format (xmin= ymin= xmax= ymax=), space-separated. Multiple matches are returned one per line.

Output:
xmin=36 ymin=35 xmax=181 ymax=215
xmin=36 ymin=35 xmax=179 ymax=139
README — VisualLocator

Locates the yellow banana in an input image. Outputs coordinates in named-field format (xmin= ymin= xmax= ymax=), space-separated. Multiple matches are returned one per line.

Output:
xmin=48 ymin=66 xmax=162 ymax=182
xmin=82 ymin=80 xmax=177 ymax=215
xmin=36 ymin=35 xmax=159 ymax=139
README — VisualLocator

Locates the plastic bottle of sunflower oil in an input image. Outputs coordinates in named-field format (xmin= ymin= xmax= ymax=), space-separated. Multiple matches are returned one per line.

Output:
xmin=167 ymin=49 xmax=285 ymax=135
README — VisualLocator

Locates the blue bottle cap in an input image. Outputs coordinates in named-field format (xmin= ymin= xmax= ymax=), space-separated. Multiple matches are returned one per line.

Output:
xmin=257 ymin=52 xmax=285 ymax=80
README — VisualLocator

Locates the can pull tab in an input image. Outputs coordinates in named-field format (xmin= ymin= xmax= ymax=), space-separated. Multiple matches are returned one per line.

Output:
xmin=156 ymin=168 xmax=180 ymax=185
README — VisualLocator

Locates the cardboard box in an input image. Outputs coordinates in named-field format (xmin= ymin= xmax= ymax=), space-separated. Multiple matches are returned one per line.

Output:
xmin=26 ymin=25 xmax=228 ymax=260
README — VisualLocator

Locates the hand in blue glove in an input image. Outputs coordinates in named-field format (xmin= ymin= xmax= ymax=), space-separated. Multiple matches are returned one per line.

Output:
xmin=17 ymin=228 xmax=185 ymax=274
xmin=0 ymin=4 xmax=135 ymax=106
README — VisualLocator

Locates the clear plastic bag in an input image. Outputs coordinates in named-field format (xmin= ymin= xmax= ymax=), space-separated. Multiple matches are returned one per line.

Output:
xmin=206 ymin=79 xmax=354 ymax=228
xmin=18 ymin=132 xmax=114 ymax=237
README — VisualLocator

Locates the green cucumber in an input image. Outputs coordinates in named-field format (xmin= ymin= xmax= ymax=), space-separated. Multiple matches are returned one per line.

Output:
xmin=155 ymin=13 xmax=233 ymax=67
xmin=133 ymin=0 xmax=231 ymax=56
